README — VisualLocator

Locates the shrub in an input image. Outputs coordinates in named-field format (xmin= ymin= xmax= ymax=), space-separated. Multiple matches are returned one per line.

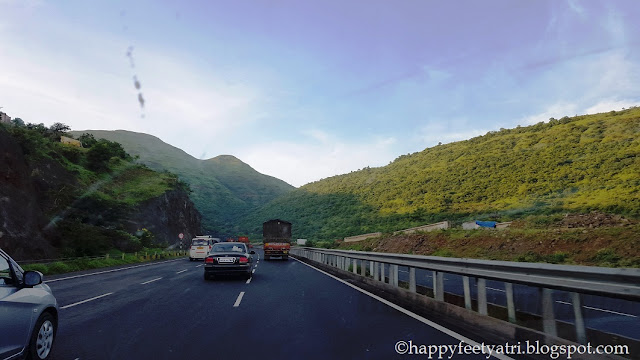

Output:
xmin=48 ymin=262 xmax=71 ymax=274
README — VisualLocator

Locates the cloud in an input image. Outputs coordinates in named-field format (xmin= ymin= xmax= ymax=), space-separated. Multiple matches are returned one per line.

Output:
xmin=585 ymin=99 xmax=639 ymax=114
xmin=237 ymin=131 xmax=398 ymax=187
xmin=518 ymin=103 xmax=580 ymax=125
xmin=415 ymin=119 xmax=489 ymax=147
xmin=567 ymin=0 xmax=587 ymax=18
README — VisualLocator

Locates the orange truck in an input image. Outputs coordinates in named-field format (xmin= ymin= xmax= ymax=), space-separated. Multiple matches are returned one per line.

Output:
xmin=238 ymin=236 xmax=251 ymax=248
xmin=262 ymin=219 xmax=291 ymax=260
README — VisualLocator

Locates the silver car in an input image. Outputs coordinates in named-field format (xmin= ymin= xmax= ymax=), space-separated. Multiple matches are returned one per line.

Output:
xmin=0 ymin=249 xmax=58 ymax=360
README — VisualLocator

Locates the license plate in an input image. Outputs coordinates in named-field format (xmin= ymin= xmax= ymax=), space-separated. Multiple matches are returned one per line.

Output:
xmin=218 ymin=257 xmax=235 ymax=264
xmin=197 ymin=247 xmax=203 ymax=249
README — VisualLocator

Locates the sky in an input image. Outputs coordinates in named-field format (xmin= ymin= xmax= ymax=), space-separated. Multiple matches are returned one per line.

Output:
xmin=1 ymin=0 xmax=639 ymax=187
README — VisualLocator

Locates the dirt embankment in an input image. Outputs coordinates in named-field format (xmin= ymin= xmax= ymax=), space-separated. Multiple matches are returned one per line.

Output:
xmin=339 ymin=212 xmax=639 ymax=267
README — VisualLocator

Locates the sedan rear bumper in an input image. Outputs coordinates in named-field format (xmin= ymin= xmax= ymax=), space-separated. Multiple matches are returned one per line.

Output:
xmin=204 ymin=264 xmax=252 ymax=275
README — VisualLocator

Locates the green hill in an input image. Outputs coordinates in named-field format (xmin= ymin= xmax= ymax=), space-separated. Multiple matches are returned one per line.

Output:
xmin=239 ymin=107 xmax=640 ymax=241
xmin=69 ymin=130 xmax=295 ymax=235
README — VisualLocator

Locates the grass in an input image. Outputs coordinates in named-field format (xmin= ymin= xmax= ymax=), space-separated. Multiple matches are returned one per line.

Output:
xmin=21 ymin=248 xmax=187 ymax=275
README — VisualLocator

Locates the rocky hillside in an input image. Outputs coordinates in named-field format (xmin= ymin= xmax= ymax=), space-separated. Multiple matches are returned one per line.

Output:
xmin=0 ymin=123 xmax=202 ymax=261
xmin=339 ymin=212 xmax=640 ymax=267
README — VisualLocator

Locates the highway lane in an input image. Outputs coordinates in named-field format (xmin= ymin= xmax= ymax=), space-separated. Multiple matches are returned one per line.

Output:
xmin=45 ymin=250 xmax=512 ymax=360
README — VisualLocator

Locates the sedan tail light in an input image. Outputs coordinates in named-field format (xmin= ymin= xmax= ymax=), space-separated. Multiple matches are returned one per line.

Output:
xmin=238 ymin=256 xmax=249 ymax=264
xmin=205 ymin=257 xmax=214 ymax=264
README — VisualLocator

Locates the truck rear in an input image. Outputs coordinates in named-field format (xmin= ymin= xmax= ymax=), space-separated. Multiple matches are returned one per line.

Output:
xmin=263 ymin=219 xmax=291 ymax=260
xmin=238 ymin=236 xmax=251 ymax=248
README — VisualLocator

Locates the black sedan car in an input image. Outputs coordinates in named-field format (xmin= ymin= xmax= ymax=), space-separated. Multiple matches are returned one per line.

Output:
xmin=204 ymin=242 xmax=255 ymax=280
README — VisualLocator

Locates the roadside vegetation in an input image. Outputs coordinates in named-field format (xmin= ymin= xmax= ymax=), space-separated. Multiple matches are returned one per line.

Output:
xmin=21 ymin=248 xmax=187 ymax=275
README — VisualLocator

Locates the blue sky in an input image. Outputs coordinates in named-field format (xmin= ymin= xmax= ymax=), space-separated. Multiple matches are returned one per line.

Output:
xmin=1 ymin=0 xmax=639 ymax=186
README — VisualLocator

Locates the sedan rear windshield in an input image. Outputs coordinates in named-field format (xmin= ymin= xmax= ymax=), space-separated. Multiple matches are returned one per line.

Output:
xmin=191 ymin=239 xmax=209 ymax=246
xmin=212 ymin=244 xmax=246 ymax=253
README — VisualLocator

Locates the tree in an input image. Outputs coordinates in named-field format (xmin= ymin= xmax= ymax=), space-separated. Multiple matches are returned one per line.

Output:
xmin=11 ymin=118 xmax=25 ymax=127
xmin=49 ymin=122 xmax=71 ymax=134
xmin=86 ymin=139 xmax=129 ymax=172
xmin=78 ymin=133 xmax=98 ymax=148
xmin=48 ymin=122 xmax=71 ymax=141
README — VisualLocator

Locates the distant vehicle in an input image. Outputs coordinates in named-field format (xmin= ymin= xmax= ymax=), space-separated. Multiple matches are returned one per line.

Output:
xmin=189 ymin=237 xmax=218 ymax=261
xmin=0 ymin=248 xmax=59 ymax=360
xmin=204 ymin=242 xmax=255 ymax=280
xmin=263 ymin=219 xmax=291 ymax=260
xmin=237 ymin=236 xmax=251 ymax=248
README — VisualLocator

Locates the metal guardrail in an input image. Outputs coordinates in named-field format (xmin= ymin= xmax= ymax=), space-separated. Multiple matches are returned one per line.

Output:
xmin=291 ymin=247 xmax=640 ymax=344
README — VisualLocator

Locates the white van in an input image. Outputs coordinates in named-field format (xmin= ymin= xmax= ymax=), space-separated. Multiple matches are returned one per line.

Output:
xmin=189 ymin=237 xmax=217 ymax=261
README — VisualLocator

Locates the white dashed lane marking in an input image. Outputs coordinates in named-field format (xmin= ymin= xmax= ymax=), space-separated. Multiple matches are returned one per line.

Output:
xmin=233 ymin=292 xmax=245 ymax=307
xmin=61 ymin=292 xmax=113 ymax=309
xmin=141 ymin=277 xmax=162 ymax=285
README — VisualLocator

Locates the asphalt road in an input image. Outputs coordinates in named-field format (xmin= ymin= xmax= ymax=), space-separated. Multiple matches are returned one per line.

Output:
xmin=44 ymin=249 xmax=508 ymax=360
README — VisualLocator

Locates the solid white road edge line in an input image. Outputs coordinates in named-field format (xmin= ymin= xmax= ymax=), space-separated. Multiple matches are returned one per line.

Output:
xmin=45 ymin=258 xmax=184 ymax=283
xmin=176 ymin=269 xmax=188 ymax=274
xmin=233 ymin=292 xmax=245 ymax=307
xmin=555 ymin=301 xmax=636 ymax=317
xmin=141 ymin=277 xmax=163 ymax=285
xmin=292 ymin=257 xmax=514 ymax=360
xmin=61 ymin=292 xmax=114 ymax=309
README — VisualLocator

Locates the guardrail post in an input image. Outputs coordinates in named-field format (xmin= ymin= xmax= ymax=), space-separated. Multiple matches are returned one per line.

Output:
xmin=352 ymin=258 xmax=357 ymax=274
xmin=380 ymin=263 xmax=386 ymax=283
xmin=541 ymin=288 xmax=558 ymax=337
xmin=373 ymin=261 xmax=379 ymax=281
xmin=463 ymin=276 xmax=472 ymax=310
xmin=361 ymin=260 xmax=366 ymax=276
xmin=571 ymin=292 xmax=587 ymax=343
xmin=369 ymin=261 xmax=374 ymax=278
xmin=434 ymin=271 xmax=444 ymax=301
xmin=505 ymin=283 xmax=516 ymax=323
xmin=122 ymin=253 xmax=125 ymax=260
xmin=477 ymin=278 xmax=487 ymax=314
xmin=409 ymin=267 xmax=416 ymax=293
xmin=390 ymin=264 xmax=399 ymax=287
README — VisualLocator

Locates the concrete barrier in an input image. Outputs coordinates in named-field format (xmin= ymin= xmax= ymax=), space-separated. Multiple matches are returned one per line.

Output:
xmin=343 ymin=232 xmax=382 ymax=243
xmin=400 ymin=221 xmax=451 ymax=234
